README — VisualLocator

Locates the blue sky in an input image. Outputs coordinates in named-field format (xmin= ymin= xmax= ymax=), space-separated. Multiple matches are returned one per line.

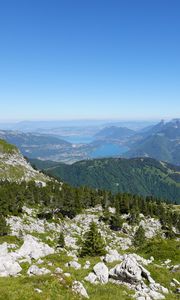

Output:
xmin=0 ymin=0 xmax=180 ymax=121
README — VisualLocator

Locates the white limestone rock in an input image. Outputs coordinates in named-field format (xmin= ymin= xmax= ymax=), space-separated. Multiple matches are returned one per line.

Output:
xmin=65 ymin=261 xmax=81 ymax=270
xmin=27 ymin=265 xmax=50 ymax=276
xmin=17 ymin=235 xmax=54 ymax=259
xmin=0 ymin=257 xmax=22 ymax=277
xmin=93 ymin=262 xmax=109 ymax=284
xmin=72 ymin=281 xmax=89 ymax=298
xmin=85 ymin=272 xmax=98 ymax=284
xmin=109 ymin=255 xmax=142 ymax=283
xmin=104 ymin=249 xmax=123 ymax=263
xmin=83 ymin=261 xmax=91 ymax=269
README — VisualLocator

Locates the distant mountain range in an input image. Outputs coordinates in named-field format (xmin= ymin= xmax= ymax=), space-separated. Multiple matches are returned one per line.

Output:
xmin=30 ymin=156 xmax=180 ymax=203
xmin=0 ymin=119 xmax=179 ymax=165
xmin=94 ymin=126 xmax=135 ymax=140
xmin=124 ymin=119 xmax=180 ymax=165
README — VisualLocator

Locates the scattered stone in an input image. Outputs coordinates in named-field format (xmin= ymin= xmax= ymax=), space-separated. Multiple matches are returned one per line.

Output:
xmin=34 ymin=288 xmax=42 ymax=293
xmin=72 ymin=281 xmax=89 ymax=298
xmin=65 ymin=261 xmax=81 ymax=270
xmin=27 ymin=265 xmax=50 ymax=276
xmin=55 ymin=267 xmax=63 ymax=273
xmin=104 ymin=249 xmax=122 ymax=263
xmin=108 ymin=207 xmax=116 ymax=214
xmin=85 ymin=272 xmax=98 ymax=284
xmin=36 ymin=259 xmax=44 ymax=264
xmin=64 ymin=272 xmax=71 ymax=277
xmin=83 ymin=261 xmax=91 ymax=269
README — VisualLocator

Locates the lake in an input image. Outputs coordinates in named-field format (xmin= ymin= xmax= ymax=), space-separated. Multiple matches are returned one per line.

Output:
xmin=90 ymin=143 xmax=128 ymax=158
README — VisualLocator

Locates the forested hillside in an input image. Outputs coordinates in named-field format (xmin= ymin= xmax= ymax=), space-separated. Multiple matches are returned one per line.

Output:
xmin=31 ymin=157 xmax=180 ymax=203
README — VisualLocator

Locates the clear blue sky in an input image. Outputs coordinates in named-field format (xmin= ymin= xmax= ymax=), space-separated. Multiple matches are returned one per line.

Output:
xmin=0 ymin=0 xmax=179 ymax=121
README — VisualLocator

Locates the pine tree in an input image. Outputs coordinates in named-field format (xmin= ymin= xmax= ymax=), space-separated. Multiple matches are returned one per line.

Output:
xmin=79 ymin=221 xmax=106 ymax=257
xmin=57 ymin=231 xmax=65 ymax=248
xmin=110 ymin=214 xmax=123 ymax=231
xmin=0 ymin=214 xmax=9 ymax=236
xmin=133 ymin=225 xmax=145 ymax=247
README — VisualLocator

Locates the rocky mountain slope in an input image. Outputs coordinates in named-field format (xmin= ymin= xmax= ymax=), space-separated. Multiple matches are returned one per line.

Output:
xmin=0 ymin=139 xmax=47 ymax=183
xmin=0 ymin=204 xmax=180 ymax=300
xmin=0 ymin=141 xmax=179 ymax=300
xmin=31 ymin=157 xmax=180 ymax=203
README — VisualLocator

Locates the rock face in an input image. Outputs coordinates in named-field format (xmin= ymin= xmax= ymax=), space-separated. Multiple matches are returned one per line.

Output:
xmin=17 ymin=235 xmax=54 ymax=259
xmin=93 ymin=262 xmax=109 ymax=284
xmin=72 ymin=281 xmax=89 ymax=298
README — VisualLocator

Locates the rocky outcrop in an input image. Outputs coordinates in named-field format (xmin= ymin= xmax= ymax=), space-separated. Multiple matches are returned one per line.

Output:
xmin=109 ymin=254 xmax=168 ymax=300
xmin=17 ymin=235 xmax=54 ymax=259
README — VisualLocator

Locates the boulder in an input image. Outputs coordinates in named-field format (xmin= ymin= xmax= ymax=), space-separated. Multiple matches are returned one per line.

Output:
xmin=109 ymin=255 xmax=142 ymax=283
xmin=27 ymin=265 xmax=50 ymax=276
xmin=72 ymin=281 xmax=89 ymax=298
xmin=93 ymin=262 xmax=109 ymax=284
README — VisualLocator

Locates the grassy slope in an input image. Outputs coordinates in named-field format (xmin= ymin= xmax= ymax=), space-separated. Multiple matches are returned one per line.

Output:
xmin=0 ymin=139 xmax=18 ymax=154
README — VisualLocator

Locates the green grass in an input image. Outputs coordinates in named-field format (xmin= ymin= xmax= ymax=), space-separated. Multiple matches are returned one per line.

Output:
xmin=137 ymin=238 xmax=180 ymax=264
xmin=0 ymin=275 xmax=78 ymax=300
xmin=0 ymin=139 xmax=17 ymax=154
xmin=0 ymin=235 xmax=23 ymax=247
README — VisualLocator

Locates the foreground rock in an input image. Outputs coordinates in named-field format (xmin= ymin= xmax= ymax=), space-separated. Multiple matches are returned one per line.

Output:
xmin=72 ymin=281 xmax=89 ymax=298
xmin=109 ymin=254 xmax=168 ymax=300
xmin=0 ymin=242 xmax=22 ymax=277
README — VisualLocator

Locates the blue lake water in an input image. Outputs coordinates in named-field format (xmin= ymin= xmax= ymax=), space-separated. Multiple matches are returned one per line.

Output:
xmin=90 ymin=143 xmax=129 ymax=158
xmin=62 ymin=136 xmax=94 ymax=144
